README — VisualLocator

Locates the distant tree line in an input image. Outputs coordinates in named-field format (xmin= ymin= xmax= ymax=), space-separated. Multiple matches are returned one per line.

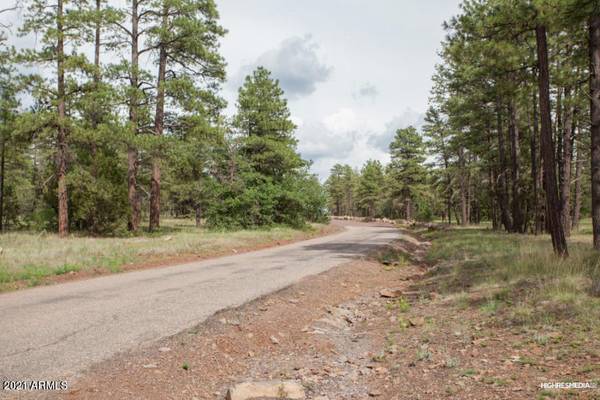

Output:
xmin=0 ymin=0 xmax=327 ymax=236
xmin=326 ymin=0 xmax=600 ymax=257
xmin=325 ymin=126 xmax=433 ymax=222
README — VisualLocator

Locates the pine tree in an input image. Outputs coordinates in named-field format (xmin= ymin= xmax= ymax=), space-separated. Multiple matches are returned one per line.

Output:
xmin=357 ymin=160 xmax=384 ymax=219
xmin=146 ymin=0 xmax=226 ymax=231
xmin=234 ymin=66 xmax=304 ymax=179
xmin=387 ymin=126 xmax=427 ymax=221
xmin=19 ymin=0 xmax=94 ymax=236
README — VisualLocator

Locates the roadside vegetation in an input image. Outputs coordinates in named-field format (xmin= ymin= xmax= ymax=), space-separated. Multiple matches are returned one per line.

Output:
xmin=419 ymin=221 xmax=600 ymax=334
xmin=0 ymin=219 xmax=330 ymax=291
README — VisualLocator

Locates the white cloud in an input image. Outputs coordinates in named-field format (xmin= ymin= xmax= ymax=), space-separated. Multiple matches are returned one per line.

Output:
xmin=232 ymin=35 xmax=332 ymax=100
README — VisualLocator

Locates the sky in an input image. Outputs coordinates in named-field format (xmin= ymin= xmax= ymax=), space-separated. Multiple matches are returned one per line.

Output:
xmin=216 ymin=0 xmax=462 ymax=179
xmin=0 ymin=0 xmax=463 ymax=180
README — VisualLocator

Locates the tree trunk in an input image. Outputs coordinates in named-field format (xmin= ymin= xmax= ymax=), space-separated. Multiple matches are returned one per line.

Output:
xmin=530 ymin=92 xmax=543 ymax=235
xmin=149 ymin=8 xmax=168 ymax=231
xmin=87 ymin=0 xmax=102 ymax=232
xmin=590 ymin=16 xmax=600 ymax=250
xmin=466 ymin=163 xmax=472 ymax=223
xmin=458 ymin=146 xmax=468 ymax=226
xmin=495 ymin=101 xmax=512 ymax=231
xmin=508 ymin=99 xmax=524 ymax=232
xmin=127 ymin=0 xmax=141 ymax=232
xmin=57 ymin=0 xmax=69 ymax=237
xmin=572 ymin=139 xmax=583 ymax=231
xmin=195 ymin=205 xmax=202 ymax=228
xmin=560 ymin=90 xmax=575 ymax=237
xmin=536 ymin=25 xmax=568 ymax=256
xmin=405 ymin=197 xmax=412 ymax=221
xmin=443 ymin=152 xmax=452 ymax=225
xmin=556 ymin=87 xmax=563 ymax=177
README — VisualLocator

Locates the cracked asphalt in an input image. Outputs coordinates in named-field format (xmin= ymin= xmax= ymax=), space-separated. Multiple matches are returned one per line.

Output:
xmin=0 ymin=224 xmax=399 ymax=381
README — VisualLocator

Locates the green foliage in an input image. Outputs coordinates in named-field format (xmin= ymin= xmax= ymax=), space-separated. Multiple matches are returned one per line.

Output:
xmin=357 ymin=160 xmax=385 ymax=218
xmin=325 ymin=164 xmax=358 ymax=216
xmin=206 ymin=67 xmax=325 ymax=229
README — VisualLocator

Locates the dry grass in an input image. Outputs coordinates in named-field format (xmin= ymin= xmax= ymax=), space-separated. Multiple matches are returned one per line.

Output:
xmin=420 ymin=220 xmax=600 ymax=330
xmin=0 ymin=218 xmax=328 ymax=289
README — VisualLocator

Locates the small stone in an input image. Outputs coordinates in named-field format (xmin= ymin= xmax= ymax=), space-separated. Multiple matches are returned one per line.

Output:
xmin=225 ymin=380 xmax=304 ymax=400
xmin=369 ymin=390 xmax=382 ymax=397
xmin=270 ymin=336 xmax=280 ymax=345
xmin=409 ymin=317 xmax=426 ymax=327
xmin=379 ymin=288 xmax=403 ymax=298
xmin=158 ymin=347 xmax=171 ymax=352
xmin=142 ymin=363 xmax=158 ymax=369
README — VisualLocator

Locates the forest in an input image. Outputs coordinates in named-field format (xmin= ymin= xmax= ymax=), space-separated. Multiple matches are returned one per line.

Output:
xmin=0 ymin=0 xmax=327 ymax=237
xmin=326 ymin=0 xmax=600 ymax=257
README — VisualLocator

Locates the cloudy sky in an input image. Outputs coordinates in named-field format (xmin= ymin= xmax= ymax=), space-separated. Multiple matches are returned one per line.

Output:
xmin=217 ymin=0 xmax=462 ymax=179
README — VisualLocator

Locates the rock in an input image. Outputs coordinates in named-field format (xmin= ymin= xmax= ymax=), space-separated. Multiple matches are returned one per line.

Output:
xmin=225 ymin=380 xmax=305 ymax=400
xmin=368 ymin=390 xmax=382 ymax=397
xmin=409 ymin=317 xmax=426 ymax=327
xmin=379 ymin=288 xmax=403 ymax=298
xmin=142 ymin=363 xmax=158 ymax=369
xmin=158 ymin=347 xmax=171 ymax=352
xmin=270 ymin=336 xmax=280 ymax=344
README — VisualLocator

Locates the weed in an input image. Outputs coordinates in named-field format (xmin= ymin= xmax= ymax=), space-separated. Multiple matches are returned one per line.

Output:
xmin=386 ymin=297 xmax=410 ymax=313
xmin=444 ymin=357 xmax=459 ymax=368
xmin=54 ymin=264 xmax=81 ymax=275
xmin=480 ymin=299 xmax=501 ymax=316
xmin=460 ymin=368 xmax=477 ymax=377
xmin=416 ymin=344 xmax=431 ymax=361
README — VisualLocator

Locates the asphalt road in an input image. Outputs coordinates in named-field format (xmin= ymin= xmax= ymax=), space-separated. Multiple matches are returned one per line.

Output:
xmin=0 ymin=224 xmax=399 ymax=381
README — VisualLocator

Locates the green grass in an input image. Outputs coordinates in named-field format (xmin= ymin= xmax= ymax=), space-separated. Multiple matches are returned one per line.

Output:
xmin=0 ymin=218 xmax=327 ymax=291
xmin=420 ymin=220 xmax=600 ymax=330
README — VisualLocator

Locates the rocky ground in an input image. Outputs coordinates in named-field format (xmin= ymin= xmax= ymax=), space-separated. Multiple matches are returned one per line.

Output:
xmin=47 ymin=228 xmax=600 ymax=400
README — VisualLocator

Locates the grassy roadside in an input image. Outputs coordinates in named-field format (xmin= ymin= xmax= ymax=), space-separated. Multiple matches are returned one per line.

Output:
xmin=418 ymin=222 xmax=600 ymax=338
xmin=0 ymin=219 xmax=334 ymax=291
